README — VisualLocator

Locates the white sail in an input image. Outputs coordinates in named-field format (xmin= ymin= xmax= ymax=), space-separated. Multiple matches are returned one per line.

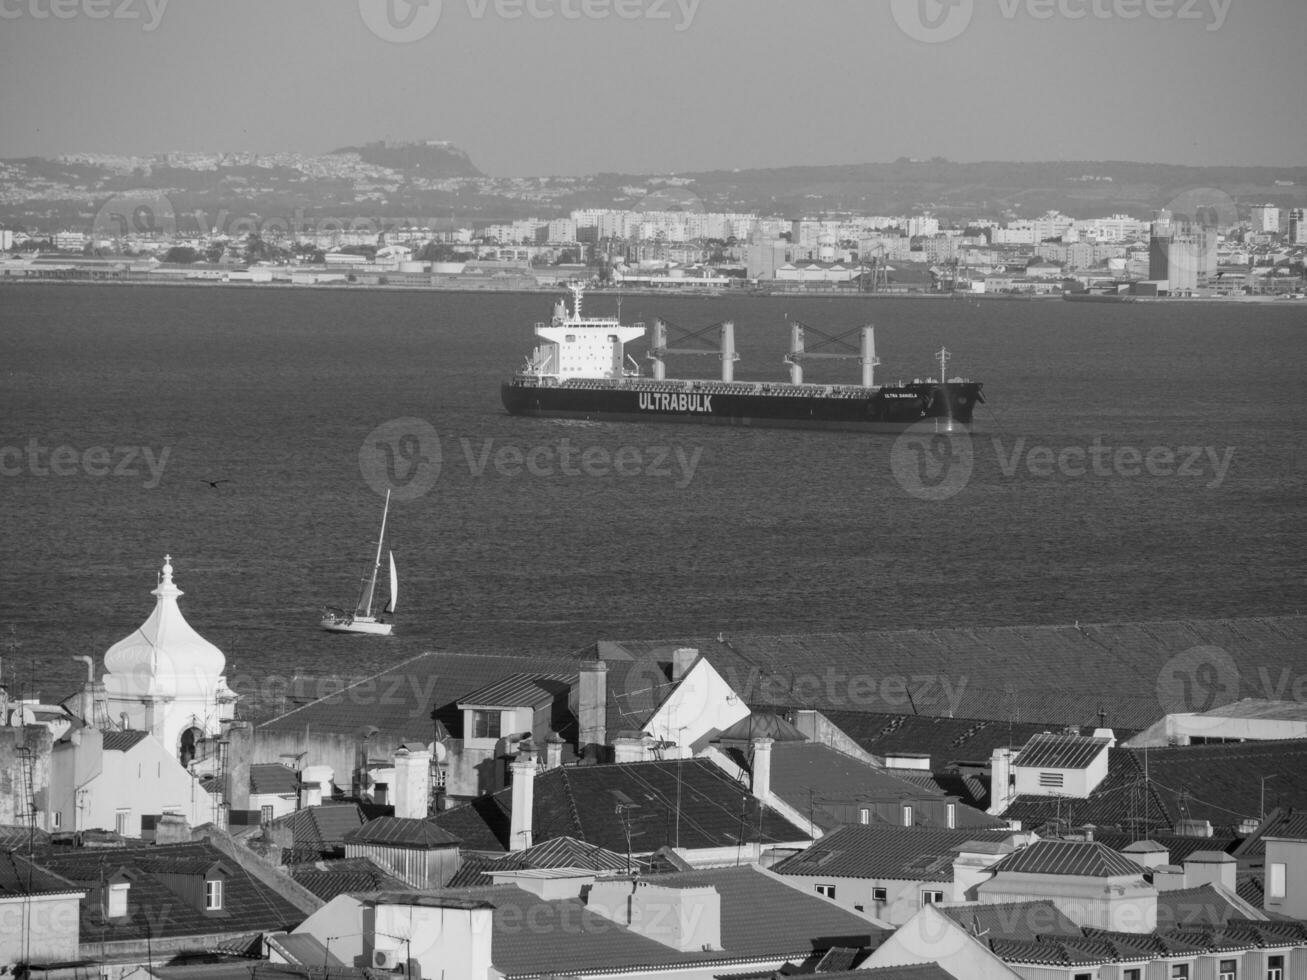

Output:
xmin=385 ymin=550 xmax=398 ymax=614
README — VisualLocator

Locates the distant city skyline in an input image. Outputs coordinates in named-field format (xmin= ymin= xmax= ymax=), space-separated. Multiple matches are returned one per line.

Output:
xmin=1 ymin=0 xmax=1304 ymax=175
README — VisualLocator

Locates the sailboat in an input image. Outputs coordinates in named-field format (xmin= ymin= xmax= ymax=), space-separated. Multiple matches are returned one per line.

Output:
xmin=321 ymin=489 xmax=397 ymax=635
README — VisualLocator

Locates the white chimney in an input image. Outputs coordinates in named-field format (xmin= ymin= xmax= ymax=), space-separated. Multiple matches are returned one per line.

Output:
xmin=509 ymin=758 xmax=538 ymax=851
xmin=393 ymin=746 xmax=432 ymax=820
xmin=750 ymin=737 xmax=773 ymax=801
xmin=1092 ymin=727 xmax=1117 ymax=748
xmin=671 ymin=648 xmax=698 ymax=682
xmin=988 ymin=747 xmax=1017 ymax=816
xmin=1183 ymin=851 xmax=1237 ymax=892
xmin=884 ymin=752 xmax=931 ymax=770
xmin=1121 ymin=840 xmax=1170 ymax=869
xmin=578 ymin=660 xmax=609 ymax=754
xmin=544 ymin=734 xmax=563 ymax=770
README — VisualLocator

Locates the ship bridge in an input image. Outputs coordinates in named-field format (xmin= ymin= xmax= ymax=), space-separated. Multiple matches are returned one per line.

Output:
xmin=523 ymin=284 xmax=645 ymax=381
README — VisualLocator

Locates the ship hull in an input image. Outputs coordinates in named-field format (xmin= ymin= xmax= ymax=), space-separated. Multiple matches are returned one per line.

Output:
xmin=501 ymin=379 xmax=983 ymax=433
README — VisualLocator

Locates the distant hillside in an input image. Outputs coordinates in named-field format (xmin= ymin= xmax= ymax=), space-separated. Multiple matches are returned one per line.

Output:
xmin=2 ymin=149 xmax=1304 ymax=233
xmin=330 ymin=139 xmax=483 ymax=178
xmin=676 ymin=159 xmax=1307 ymax=222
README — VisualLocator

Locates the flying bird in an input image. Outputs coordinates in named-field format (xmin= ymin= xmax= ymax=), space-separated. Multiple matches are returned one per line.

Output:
xmin=201 ymin=479 xmax=232 ymax=489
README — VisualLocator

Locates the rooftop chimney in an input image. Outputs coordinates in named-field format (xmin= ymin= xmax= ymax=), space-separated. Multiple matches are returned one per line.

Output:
xmin=509 ymin=758 xmax=537 ymax=851
xmin=544 ymin=733 xmax=564 ymax=770
xmin=394 ymin=745 xmax=433 ymax=820
xmin=1183 ymin=850 xmax=1237 ymax=892
xmin=671 ymin=648 xmax=698 ymax=683
xmin=1121 ymin=840 xmax=1170 ymax=869
xmin=750 ymin=737 xmax=773 ymax=802
xmin=578 ymin=660 xmax=608 ymax=756
xmin=988 ymin=747 xmax=1018 ymax=816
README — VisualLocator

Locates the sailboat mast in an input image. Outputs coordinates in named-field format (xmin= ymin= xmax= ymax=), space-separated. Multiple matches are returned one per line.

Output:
xmin=361 ymin=489 xmax=391 ymax=618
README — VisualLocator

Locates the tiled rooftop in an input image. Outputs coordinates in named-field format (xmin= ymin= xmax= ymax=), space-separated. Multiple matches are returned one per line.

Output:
xmin=1012 ymin=733 xmax=1111 ymax=770
xmin=772 ymin=825 xmax=1019 ymax=881
xmin=286 ymin=857 xmax=409 ymax=901
xmin=1004 ymin=740 xmax=1307 ymax=835
xmin=628 ymin=865 xmax=886 ymax=957
xmin=342 ymin=816 xmax=461 ymax=849
xmin=456 ymin=672 xmax=573 ymax=709
xmin=249 ymin=762 xmax=299 ymax=796
xmin=765 ymin=742 xmax=1001 ymax=831
xmin=938 ymin=900 xmax=1083 ymax=941
xmin=0 ymin=850 xmax=82 ymax=898
xmin=101 ymin=730 xmax=150 ymax=752
xmin=447 ymin=835 xmax=635 ymax=887
xmin=820 ymin=710 xmax=1081 ymax=767
xmin=989 ymin=840 xmax=1147 ymax=878
xmin=31 ymin=840 xmax=305 ymax=944
xmin=432 ymin=758 xmax=809 ymax=853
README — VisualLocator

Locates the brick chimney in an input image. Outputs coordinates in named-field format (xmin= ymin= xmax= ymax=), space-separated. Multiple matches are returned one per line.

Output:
xmin=509 ymin=758 xmax=538 ymax=852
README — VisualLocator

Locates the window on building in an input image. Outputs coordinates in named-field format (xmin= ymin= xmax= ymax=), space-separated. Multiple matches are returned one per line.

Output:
xmin=815 ymin=884 xmax=836 ymax=899
xmin=1172 ymin=965 xmax=1190 ymax=980
xmin=859 ymin=808 xmax=870 ymax=825
xmin=260 ymin=805 xmax=274 ymax=825
xmin=51 ymin=811 xmax=61 ymax=829
xmin=115 ymin=810 xmax=130 ymax=836
xmin=1124 ymin=971 xmax=1141 ymax=980
xmin=921 ymin=890 xmax=944 ymax=906
xmin=946 ymin=803 xmax=956 ymax=829
xmin=1268 ymin=862 xmax=1286 ymax=899
xmin=1267 ymin=956 xmax=1284 ymax=980
xmin=471 ymin=710 xmax=501 ymax=739
xmin=1219 ymin=960 xmax=1236 ymax=980
xmin=434 ymin=767 xmax=448 ymax=788
xmin=107 ymin=883 xmax=129 ymax=918
xmin=902 ymin=805 xmax=913 ymax=827
xmin=205 ymin=879 xmax=223 ymax=911
xmin=1074 ymin=973 xmax=1092 ymax=980
xmin=872 ymin=887 xmax=888 ymax=903
xmin=1038 ymin=771 xmax=1065 ymax=788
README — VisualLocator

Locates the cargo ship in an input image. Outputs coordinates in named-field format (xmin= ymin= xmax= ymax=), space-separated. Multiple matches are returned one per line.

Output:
xmin=501 ymin=285 xmax=984 ymax=432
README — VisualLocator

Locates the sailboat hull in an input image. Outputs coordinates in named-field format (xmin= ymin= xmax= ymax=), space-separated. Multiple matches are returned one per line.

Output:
xmin=320 ymin=612 xmax=393 ymax=636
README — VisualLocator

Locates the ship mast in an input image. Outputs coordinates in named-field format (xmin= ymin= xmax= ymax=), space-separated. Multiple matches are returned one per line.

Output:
xmin=358 ymin=489 xmax=391 ymax=618
xmin=937 ymin=347 xmax=951 ymax=382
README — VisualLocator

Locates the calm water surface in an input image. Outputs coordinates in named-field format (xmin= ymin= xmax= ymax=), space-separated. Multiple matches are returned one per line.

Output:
xmin=2 ymin=284 xmax=1304 ymax=711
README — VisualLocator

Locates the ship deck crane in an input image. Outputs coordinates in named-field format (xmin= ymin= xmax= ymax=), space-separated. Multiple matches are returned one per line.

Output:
xmin=647 ymin=318 xmax=740 ymax=382
xmin=784 ymin=321 xmax=881 ymax=387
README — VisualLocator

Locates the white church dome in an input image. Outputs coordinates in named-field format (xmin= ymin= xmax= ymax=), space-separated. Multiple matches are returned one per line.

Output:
xmin=103 ymin=556 xmax=227 ymax=697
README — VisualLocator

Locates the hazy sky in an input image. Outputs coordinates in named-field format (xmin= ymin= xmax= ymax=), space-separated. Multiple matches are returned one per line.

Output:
xmin=1 ymin=0 xmax=1303 ymax=174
